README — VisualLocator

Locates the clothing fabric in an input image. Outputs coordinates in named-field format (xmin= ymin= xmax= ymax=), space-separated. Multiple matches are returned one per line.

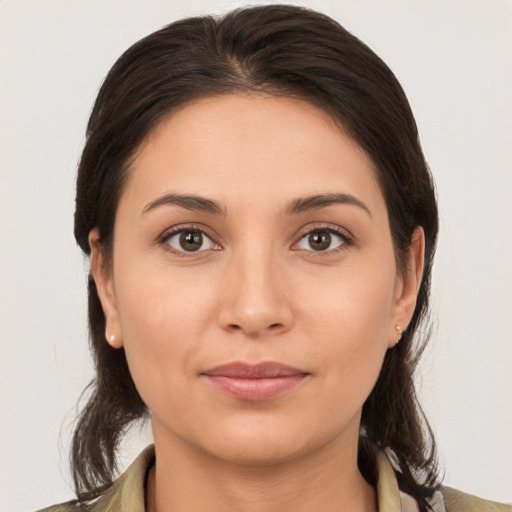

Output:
xmin=37 ymin=445 xmax=511 ymax=512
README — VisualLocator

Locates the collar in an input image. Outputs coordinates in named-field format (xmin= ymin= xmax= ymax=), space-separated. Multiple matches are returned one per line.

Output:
xmin=96 ymin=445 xmax=434 ymax=512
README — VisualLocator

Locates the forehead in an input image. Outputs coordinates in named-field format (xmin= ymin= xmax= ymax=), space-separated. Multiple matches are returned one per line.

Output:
xmin=123 ymin=93 xmax=384 ymax=216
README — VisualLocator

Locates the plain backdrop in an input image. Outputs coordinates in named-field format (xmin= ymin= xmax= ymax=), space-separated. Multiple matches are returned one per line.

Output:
xmin=1 ymin=1 xmax=511 ymax=510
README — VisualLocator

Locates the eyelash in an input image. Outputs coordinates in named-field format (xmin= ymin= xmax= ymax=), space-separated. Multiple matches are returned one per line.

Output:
xmin=293 ymin=224 xmax=353 ymax=254
xmin=158 ymin=224 xmax=220 ymax=258
xmin=157 ymin=223 xmax=353 ymax=257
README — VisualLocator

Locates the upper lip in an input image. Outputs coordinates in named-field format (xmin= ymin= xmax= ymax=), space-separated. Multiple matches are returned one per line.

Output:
xmin=202 ymin=361 xmax=308 ymax=378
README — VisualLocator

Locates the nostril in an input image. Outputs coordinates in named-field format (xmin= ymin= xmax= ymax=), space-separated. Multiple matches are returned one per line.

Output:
xmin=226 ymin=322 xmax=283 ymax=333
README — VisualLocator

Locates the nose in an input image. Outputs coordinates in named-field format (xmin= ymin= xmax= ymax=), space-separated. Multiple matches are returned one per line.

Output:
xmin=217 ymin=248 xmax=294 ymax=338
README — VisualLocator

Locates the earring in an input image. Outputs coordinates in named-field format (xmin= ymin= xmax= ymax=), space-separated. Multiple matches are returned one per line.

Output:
xmin=394 ymin=325 xmax=402 ymax=345
xmin=106 ymin=333 xmax=116 ymax=346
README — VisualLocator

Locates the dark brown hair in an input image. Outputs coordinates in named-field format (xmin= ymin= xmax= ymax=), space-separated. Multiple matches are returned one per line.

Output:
xmin=72 ymin=4 xmax=440 ymax=510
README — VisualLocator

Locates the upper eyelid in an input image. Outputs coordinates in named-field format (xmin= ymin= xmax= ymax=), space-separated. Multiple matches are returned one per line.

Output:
xmin=294 ymin=222 xmax=353 ymax=242
xmin=160 ymin=223 xmax=218 ymax=242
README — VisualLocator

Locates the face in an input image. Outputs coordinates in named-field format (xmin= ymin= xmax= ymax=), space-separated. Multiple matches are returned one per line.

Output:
xmin=91 ymin=94 xmax=423 ymax=466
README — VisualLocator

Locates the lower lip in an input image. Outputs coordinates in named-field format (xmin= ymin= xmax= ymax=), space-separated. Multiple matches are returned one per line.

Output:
xmin=203 ymin=375 xmax=306 ymax=401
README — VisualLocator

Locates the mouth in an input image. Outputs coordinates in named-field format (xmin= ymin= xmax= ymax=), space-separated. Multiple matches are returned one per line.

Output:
xmin=201 ymin=361 xmax=309 ymax=401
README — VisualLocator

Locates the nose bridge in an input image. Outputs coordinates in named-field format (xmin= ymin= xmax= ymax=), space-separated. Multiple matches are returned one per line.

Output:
xmin=218 ymin=238 xmax=293 ymax=336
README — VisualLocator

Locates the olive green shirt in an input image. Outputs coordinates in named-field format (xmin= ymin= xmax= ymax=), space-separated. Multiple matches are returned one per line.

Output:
xmin=38 ymin=445 xmax=511 ymax=512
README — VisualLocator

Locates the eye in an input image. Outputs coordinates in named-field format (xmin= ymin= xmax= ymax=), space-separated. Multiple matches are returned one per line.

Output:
xmin=296 ymin=229 xmax=347 ymax=252
xmin=164 ymin=228 xmax=219 ymax=253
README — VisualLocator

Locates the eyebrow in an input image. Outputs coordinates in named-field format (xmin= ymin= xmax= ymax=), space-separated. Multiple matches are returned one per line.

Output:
xmin=143 ymin=193 xmax=226 ymax=216
xmin=285 ymin=193 xmax=372 ymax=217
xmin=142 ymin=192 xmax=371 ymax=217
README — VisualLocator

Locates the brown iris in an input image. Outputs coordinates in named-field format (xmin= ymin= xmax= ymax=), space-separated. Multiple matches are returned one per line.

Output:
xmin=308 ymin=231 xmax=332 ymax=251
xmin=179 ymin=230 xmax=203 ymax=251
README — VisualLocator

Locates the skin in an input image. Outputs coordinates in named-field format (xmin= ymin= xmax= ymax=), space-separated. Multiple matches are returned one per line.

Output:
xmin=90 ymin=94 xmax=424 ymax=512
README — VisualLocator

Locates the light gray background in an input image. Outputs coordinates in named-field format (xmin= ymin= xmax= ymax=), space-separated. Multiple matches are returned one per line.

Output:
xmin=1 ymin=1 xmax=511 ymax=510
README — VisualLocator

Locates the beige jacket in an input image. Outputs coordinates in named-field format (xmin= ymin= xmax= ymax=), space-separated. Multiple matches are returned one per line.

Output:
xmin=38 ymin=445 xmax=511 ymax=512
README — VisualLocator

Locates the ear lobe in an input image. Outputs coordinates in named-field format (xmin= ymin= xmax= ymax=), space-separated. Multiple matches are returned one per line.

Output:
xmin=389 ymin=226 xmax=425 ymax=347
xmin=89 ymin=228 xmax=123 ymax=349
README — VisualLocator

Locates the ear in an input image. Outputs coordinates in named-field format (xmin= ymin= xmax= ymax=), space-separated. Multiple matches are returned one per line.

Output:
xmin=389 ymin=226 xmax=425 ymax=348
xmin=89 ymin=228 xmax=123 ymax=349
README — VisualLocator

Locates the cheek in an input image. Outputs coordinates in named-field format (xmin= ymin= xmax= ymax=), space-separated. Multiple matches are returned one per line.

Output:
xmin=300 ymin=256 xmax=397 ymax=344
xmin=112 ymin=259 xmax=219 ymax=399
xmin=298 ymin=257 xmax=396 ymax=391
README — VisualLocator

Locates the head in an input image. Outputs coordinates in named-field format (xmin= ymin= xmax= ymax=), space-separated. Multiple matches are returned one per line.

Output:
xmin=73 ymin=4 xmax=439 ymax=509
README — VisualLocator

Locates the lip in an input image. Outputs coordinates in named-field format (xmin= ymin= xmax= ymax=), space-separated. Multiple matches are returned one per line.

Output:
xmin=201 ymin=361 xmax=308 ymax=401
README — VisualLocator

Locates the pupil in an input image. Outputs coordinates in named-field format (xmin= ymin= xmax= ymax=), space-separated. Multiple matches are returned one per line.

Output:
xmin=309 ymin=231 xmax=331 ymax=251
xmin=180 ymin=231 xmax=202 ymax=251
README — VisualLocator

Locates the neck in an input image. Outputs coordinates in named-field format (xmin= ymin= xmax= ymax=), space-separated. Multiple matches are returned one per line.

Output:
xmin=146 ymin=421 xmax=377 ymax=512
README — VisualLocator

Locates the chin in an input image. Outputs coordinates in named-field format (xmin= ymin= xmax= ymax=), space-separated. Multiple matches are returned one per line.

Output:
xmin=206 ymin=434 xmax=311 ymax=467
xmin=188 ymin=411 xmax=344 ymax=467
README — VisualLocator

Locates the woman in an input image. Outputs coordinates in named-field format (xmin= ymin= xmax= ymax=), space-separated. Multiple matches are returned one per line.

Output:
xmin=38 ymin=4 xmax=510 ymax=512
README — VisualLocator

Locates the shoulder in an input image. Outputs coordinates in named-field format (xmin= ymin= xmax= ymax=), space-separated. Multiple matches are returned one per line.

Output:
xmin=36 ymin=501 xmax=83 ymax=512
xmin=35 ymin=445 xmax=155 ymax=512
xmin=35 ymin=496 xmax=109 ymax=512
xmin=442 ymin=486 xmax=512 ymax=512
xmin=35 ymin=484 xmax=124 ymax=512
